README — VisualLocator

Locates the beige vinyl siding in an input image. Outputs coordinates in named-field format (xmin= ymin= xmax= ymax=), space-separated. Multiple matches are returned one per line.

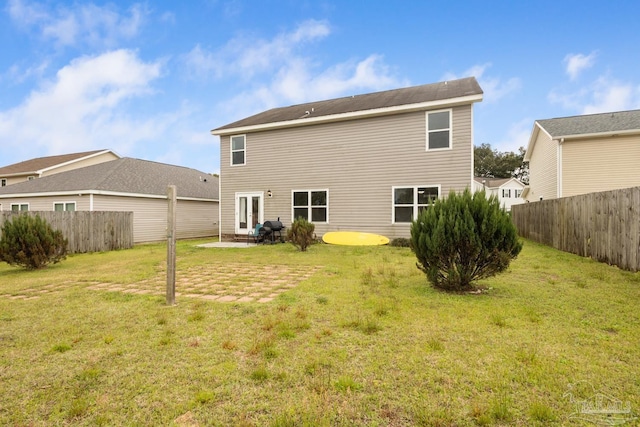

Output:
xmin=175 ymin=200 xmax=219 ymax=240
xmin=562 ymin=134 xmax=640 ymax=197
xmin=0 ymin=195 xmax=92 ymax=211
xmin=94 ymin=195 xmax=218 ymax=243
xmin=2 ymin=176 xmax=35 ymax=186
xmin=0 ymin=193 xmax=217 ymax=242
xmin=526 ymin=130 xmax=558 ymax=201
xmin=220 ymin=105 xmax=473 ymax=239
xmin=41 ymin=152 xmax=119 ymax=176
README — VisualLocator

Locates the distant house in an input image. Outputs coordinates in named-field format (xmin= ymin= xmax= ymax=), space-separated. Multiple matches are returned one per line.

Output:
xmin=523 ymin=109 xmax=640 ymax=201
xmin=0 ymin=149 xmax=119 ymax=187
xmin=0 ymin=158 xmax=219 ymax=243
xmin=211 ymin=77 xmax=483 ymax=241
xmin=472 ymin=177 xmax=525 ymax=211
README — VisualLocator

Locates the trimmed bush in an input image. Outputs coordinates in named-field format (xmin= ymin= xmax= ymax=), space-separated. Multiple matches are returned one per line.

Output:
xmin=390 ymin=237 xmax=411 ymax=248
xmin=410 ymin=189 xmax=522 ymax=291
xmin=0 ymin=214 xmax=68 ymax=270
xmin=287 ymin=217 xmax=315 ymax=252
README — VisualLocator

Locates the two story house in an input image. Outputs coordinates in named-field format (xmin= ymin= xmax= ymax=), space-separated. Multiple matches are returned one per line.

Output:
xmin=523 ymin=109 xmax=640 ymax=201
xmin=0 ymin=149 xmax=119 ymax=187
xmin=211 ymin=77 xmax=483 ymax=241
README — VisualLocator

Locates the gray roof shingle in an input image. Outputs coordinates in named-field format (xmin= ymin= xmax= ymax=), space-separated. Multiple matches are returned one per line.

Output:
xmin=0 ymin=158 xmax=218 ymax=200
xmin=0 ymin=149 xmax=112 ymax=175
xmin=537 ymin=109 xmax=640 ymax=138
xmin=212 ymin=77 xmax=482 ymax=132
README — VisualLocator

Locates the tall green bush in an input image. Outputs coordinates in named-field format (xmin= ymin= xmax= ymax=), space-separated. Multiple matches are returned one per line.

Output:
xmin=287 ymin=217 xmax=315 ymax=252
xmin=410 ymin=189 xmax=522 ymax=291
xmin=0 ymin=214 xmax=68 ymax=270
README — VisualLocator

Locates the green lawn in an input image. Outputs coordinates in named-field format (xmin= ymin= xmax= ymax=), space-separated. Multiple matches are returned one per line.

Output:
xmin=1 ymin=239 xmax=639 ymax=426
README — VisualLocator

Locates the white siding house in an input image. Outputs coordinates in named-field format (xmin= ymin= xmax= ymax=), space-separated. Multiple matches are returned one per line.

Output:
xmin=472 ymin=177 xmax=525 ymax=211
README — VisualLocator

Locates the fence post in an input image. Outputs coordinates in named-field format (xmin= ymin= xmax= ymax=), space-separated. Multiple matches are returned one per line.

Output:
xmin=166 ymin=185 xmax=177 ymax=306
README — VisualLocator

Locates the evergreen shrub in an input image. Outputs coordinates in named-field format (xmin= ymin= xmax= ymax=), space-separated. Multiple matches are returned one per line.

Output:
xmin=287 ymin=217 xmax=315 ymax=252
xmin=0 ymin=214 xmax=68 ymax=269
xmin=410 ymin=189 xmax=522 ymax=291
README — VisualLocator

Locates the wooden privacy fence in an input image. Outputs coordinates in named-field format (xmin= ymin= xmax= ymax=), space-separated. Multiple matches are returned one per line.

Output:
xmin=0 ymin=211 xmax=134 ymax=254
xmin=511 ymin=187 xmax=640 ymax=271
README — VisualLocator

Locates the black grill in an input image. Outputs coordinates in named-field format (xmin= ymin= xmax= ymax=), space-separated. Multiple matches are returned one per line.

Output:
xmin=263 ymin=220 xmax=284 ymax=231
xmin=260 ymin=219 xmax=285 ymax=243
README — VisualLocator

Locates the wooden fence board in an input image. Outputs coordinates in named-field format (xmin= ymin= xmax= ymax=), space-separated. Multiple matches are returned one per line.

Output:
xmin=0 ymin=211 xmax=133 ymax=254
xmin=512 ymin=187 xmax=640 ymax=271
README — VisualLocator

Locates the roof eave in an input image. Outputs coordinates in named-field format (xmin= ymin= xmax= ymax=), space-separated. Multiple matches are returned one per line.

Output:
xmin=551 ymin=128 xmax=640 ymax=141
xmin=524 ymin=122 xmax=549 ymax=162
xmin=38 ymin=149 xmax=118 ymax=174
xmin=0 ymin=189 xmax=218 ymax=201
xmin=211 ymin=93 xmax=483 ymax=136
xmin=0 ymin=171 xmax=39 ymax=178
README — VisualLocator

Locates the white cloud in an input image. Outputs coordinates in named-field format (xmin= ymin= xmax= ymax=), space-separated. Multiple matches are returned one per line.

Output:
xmin=0 ymin=50 xmax=165 ymax=156
xmin=443 ymin=63 xmax=521 ymax=103
xmin=548 ymin=75 xmax=640 ymax=114
xmin=184 ymin=44 xmax=224 ymax=79
xmin=564 ymin=52 xmax=597 ymax=80
xmin=495 ymin=118 xmax=533 ymax=152
xmin=7 ymin=0 xmax=148 ymax=47
xmin=1 ymin=60 xmax=50 ymax=85
xmin=191 ymin=20 xmax=404 ymax=122
xmin=220 ymin=54 xmax=405 ymax=121
xmin=185 ymin=19 xmax=331 ymax=80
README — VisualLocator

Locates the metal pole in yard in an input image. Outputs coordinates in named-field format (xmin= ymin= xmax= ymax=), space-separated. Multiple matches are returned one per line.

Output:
xmin=166 ymin=185 xmax=177 ymax=306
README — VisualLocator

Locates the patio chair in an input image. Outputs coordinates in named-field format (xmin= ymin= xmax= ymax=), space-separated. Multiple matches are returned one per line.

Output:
xmin=247 ymin=223 xmax=263 ymax=244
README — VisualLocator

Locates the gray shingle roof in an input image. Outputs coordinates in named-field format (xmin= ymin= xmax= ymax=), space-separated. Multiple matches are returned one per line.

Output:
xmin=212 ymin=77 xmax=482 ymax=132
xmin=0 ymin=158 xmax=219 ymax=200
xmin=474 ymin=177 xmax=513 ymax=188
xmin=537 ymin=109 xmax=640 ymax=138
xmin=0 ymin=149 xmax=112 ymax=175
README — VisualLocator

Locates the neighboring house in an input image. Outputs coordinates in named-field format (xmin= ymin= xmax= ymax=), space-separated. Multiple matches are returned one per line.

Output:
xmin=472 ymin=177 xmax=525 ymax=211
xmin=0 ymin=149 xmax=119 ymax=187
xmin=523 ymin=109 xmax=640 ymax=201
xmin=0 ymin=158 xmax=219 ymax=243
xmin=211 ymin=77 xmax=483 ymax=241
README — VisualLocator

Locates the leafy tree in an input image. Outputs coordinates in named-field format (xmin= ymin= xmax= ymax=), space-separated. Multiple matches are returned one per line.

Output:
xmin=287 ymin=217 xmax=315 ymax=251
xmin=0 ymin=214 xmax=68 ymax=269
xmin=410 ymin=189 xmax=522 ymax=292
xmin=474 ymin=143 xmax=529 ymax=184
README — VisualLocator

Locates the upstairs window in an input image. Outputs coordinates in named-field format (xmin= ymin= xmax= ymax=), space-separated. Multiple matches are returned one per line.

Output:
xmin=292 ymin=190 xmax=328 ymax=223
xmin=54 ymin=202 xmax=76 ymax=211
xmin=502 ymin=189 xmax=512 ymax=198
xmin=231 ymin=135 xmax=246 ymax=166
xmin=393 ymin=186 xmax=439 ymax=223
xmin=427 ymin=110 xmax=451 ymax=150
xmin=1 ymin=178 xmax=6 ymax=187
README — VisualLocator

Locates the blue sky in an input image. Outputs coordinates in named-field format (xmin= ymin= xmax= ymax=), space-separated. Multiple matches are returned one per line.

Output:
xmin=1 ymin=0 xmax=639 ymax=174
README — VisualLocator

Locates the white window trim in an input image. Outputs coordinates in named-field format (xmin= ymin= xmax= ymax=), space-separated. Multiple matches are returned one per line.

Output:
xmin=291 ymin=189 xmax=329 ymax=224
xmin=11 ymin=203 xmax=29 ymax=212
xmin=53 ymin=201 xmax=76 ymax=211
xmin=426 ymin=108 xmax=453 ymax=151
xmin=391 ymin=185 xmax=441 ymax=224
xmin=0 ymin=178 xmax=6 ymax=187
xmin=230 ymin=134 xmax=246 ymax=166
